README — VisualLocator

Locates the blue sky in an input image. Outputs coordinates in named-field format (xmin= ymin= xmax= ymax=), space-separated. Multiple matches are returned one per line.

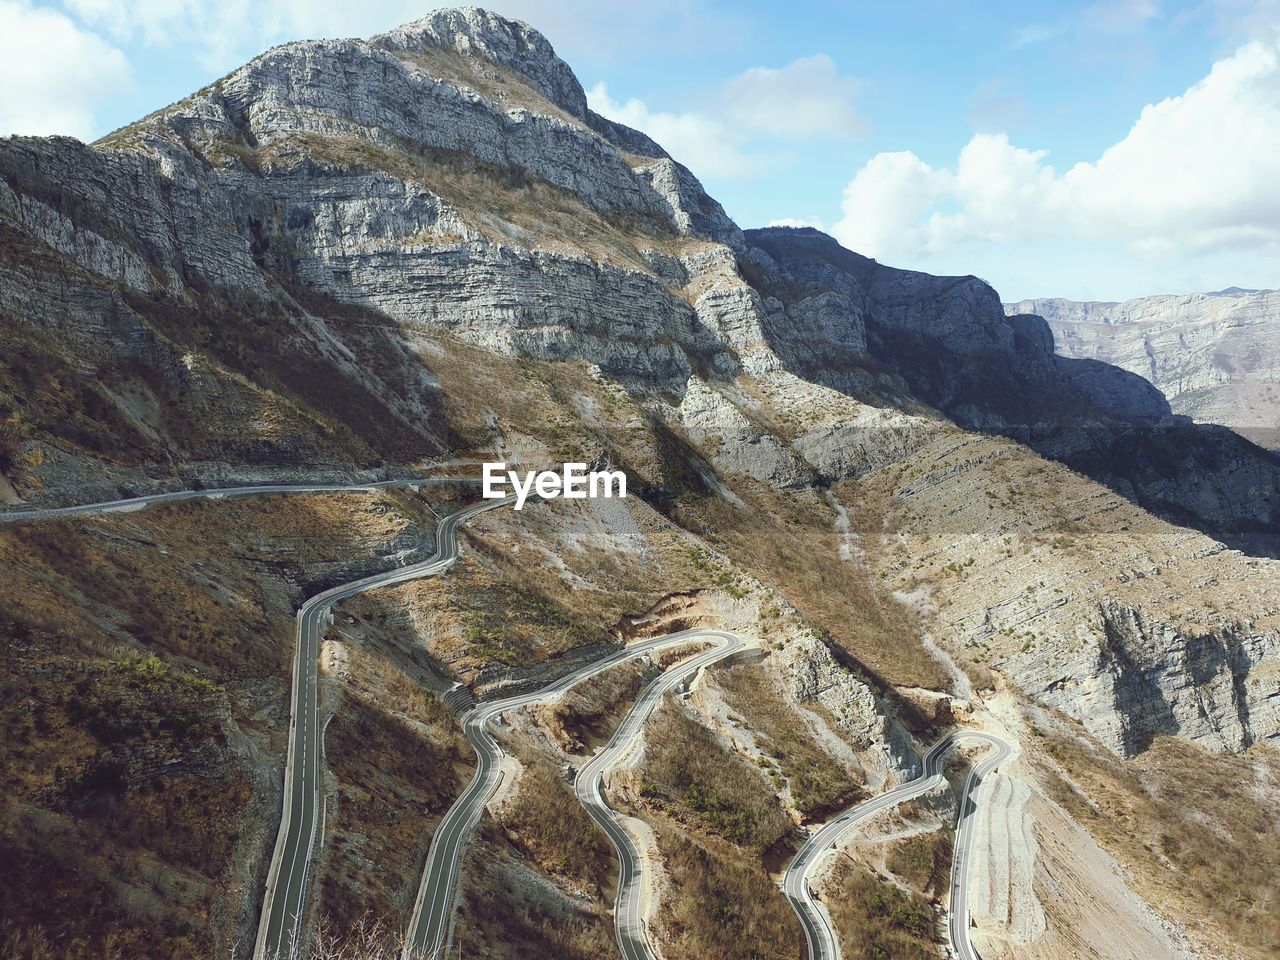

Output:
xmin=1 ymin=0 xmax=1278 ymax=300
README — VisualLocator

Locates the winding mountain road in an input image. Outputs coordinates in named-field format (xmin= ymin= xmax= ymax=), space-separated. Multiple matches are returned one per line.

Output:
xmin=255 ymin=494 xmax=515 ymax=960
xmin=0 ymin=478 xmax=474 ymax=525
xmin=783 ymin=730 xmax=1013 ymax=960
xmin=5 ymin=479 xmax=1020 ymax=960
xmin=574 ymin=630 xmax=746 ymax=960
xmin=403 ymin=628 xmax=749 ymax=960
xmin=948 ymin=733 xmax=1014 ymax=960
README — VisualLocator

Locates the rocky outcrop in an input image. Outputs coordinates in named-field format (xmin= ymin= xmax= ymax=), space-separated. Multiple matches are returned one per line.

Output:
xmin=775 ymin=633 xmax=917 ymax=780
xmin=747 ymin=227 xmax=1280 ymax=554
xmin=1086 ymin=601 xmax=1280 ymax=755
xmin=1008 ymin=290 xmax=1280 ymax=450
xmin=2 ymin=7 xmax=756 ymax=405
xmin=3 ymin=6 xmax=1280 ymax=767
xmin=1017 ymin=598 xmax=1280 ymax=757
xmin=866 ymin=419 xmax=1280 ymax=758
xmin=8 ymin=7 xmax=1277 ymax=546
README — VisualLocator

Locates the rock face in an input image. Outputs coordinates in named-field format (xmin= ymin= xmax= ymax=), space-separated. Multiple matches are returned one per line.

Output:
xmin=1089 ymin=601 xmax=1280 ymax=755
xmin=775 ymin=633 xmax=918 ymax=779
xmin=748 ymin=228 xmax=1280 ymax=554
xmin=2 ymin=6 xmax=1279 ymax=765
xmin=1008 ymin=291 xmax=1280 ymax=451
xmin=4 ymin=9 xmax=1277 ymax=547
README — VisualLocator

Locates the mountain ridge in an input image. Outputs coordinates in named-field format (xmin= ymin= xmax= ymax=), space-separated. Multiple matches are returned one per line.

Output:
xmin=1007 ymin=289 xmax=1280 ymax=451
xmin=2 ymin=9 xmax=1279 ymax=960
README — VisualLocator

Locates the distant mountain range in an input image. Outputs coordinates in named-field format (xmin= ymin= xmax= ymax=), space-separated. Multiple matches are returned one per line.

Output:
xmin=3 ymin=9 xmax=1280 ymax=960
xmin=1007 ymin=289 xmax=1280 ymax=450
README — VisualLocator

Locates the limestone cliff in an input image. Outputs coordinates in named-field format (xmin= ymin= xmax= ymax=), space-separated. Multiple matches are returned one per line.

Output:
xmin=1008 ymin=290 xmax=1280 ymax=451
xmin=748 ymin=227 xmax=1280 ymax=554
xmin=1 ymin=1 xmax=1277 ymax=752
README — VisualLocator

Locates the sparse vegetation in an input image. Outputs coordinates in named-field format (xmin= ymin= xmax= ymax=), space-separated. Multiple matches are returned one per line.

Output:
xmin=631 ymin=699 xmax=790 ymax=852
xmin=536 ymin=658 xmax=650 ymax=752
xmin=886 ymin=830 xmax=952 ymax=893
xmin=317 ymin=693 xmax=464 ymax=932
xmin=0 ymin=626 xmax=249 ymax=960
xmin=1038 ymin=728 xmax=1280 ymax=957
xmin=718 ymin=662 xmax=863 ymax=820
xmin=661 ymin=479 xmax=952 ymax=692
xmin=655 ymin=828 xmax=801 ymax=960
xmin=453 ymin=833 xmax=614 ymax=960
xmin=823 ymin=858 xmax=939 ymax=960
xmin=500 ymin=759 xmax=610 ymax=890
xmin=0 ymin=492 xmax=453 ymax=959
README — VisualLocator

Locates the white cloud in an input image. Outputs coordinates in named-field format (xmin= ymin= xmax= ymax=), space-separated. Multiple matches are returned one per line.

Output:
xmin=836 ymin=151 xmax=951 ymax=257
xmin=587 ymin=54 xmax=863 ymax=183
xmin=587 ymin=81 xmax=769 ymax=182
xmin=722 ymin=54 xmax=865 ymax=140
xmin=0 ymin=0 xmax=130 ymax=139
xmin=62 ymin=0 xmax=739 ymax=72
xmin=834 ymin=37 xmax=1280 ymax=263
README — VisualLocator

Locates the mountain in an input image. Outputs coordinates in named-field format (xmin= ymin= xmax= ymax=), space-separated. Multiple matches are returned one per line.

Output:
xmin=1007 ymin=290 xmax=1280 ymax=451
xmin=755 ymin=230 xmax=1280 ymax=554
xmin=1 ymin=8 xmax=1278 ymax=960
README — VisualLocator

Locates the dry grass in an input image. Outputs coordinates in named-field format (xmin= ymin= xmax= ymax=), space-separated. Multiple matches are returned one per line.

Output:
xmin=629 ymin=698 xmax=790 ymax=852
xmin=351 ymin=546 xmax=610 ymax=677
xmin=0 ymin=491 xmax=433 ymax=678
xmin=535 ymin=658 xmax=650 ymax=753
xmin=499 ymin=759 xmax=611 ymax=891
xmin=533 ymin=642 xmax=712 ymax=752
xmin=317 ymin=693 xmax=464 ymax=931
xmin=717 ymin=662 xmax=863 ymax=820
xmin=654 ymin=827 xmax=802 ymax=960
xmin=670 ymin=480 xmax=952 ymax=692
xmin=0 ymin=492 xmax=450 ymax=959
xmin=453 ymin=831 xmax=614 ymax=960
xmin=885 ymin=830 xmax=952 ymax=895
xmin=312 ymin=616 xmax=473 ymax=934
xmin=0 ymin=322 xmax=159 ymax=473
xmin=1034 ymin=723 xmax=1280 ymax=958
xmin=390 ymin=47 xmax=587 ymax=130
xmin=822 ymin=857 xmax=939 ymax=960
xmin=0 ymin=631 xmax=250 ymax=960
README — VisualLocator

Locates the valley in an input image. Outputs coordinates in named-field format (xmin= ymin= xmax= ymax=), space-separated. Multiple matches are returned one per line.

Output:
xmin=1 ymin=8 xmax=1278 ymax=960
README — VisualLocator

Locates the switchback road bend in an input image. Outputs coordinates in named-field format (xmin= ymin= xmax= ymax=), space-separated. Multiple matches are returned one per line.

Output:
xmin=404 ymin=629 xmax=749 ymax=960
xmin=783 ymin=731 xmax=1013 ymax=960
xmin=255 ymin=495 xmax=513 ymax=960
xmin=575 ymin=631 xmax=745 ymax=960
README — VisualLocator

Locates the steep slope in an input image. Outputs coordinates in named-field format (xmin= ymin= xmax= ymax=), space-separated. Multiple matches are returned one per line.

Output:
xmin=0 ymin=6 xmax=752 ymax=503
xmin=1008 ymin=290 xmax=1280 ymax=451
xmin=747 ymin=227 xmax=1280 ymax=555
xmin=1 ymin=8 xmax=1279 ymax=960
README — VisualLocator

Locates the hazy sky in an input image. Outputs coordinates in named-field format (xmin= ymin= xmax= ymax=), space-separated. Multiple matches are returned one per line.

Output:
xmin=2 ymin=0 xmax=1278 ymax=301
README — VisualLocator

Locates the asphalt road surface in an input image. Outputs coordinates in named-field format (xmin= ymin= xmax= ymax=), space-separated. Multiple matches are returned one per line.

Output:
xmin=783 ymin=730 xmax=1013 ymax=960
xmin=574 ymin=630 xmax=745 ymax=960
xmin=0 ymin=478 xmax=477 ymax=525
xmin=6 ymin=479 xmax=1017 ymax=960
xmin=948 ymin=732 xmax=1013 ymax=960
xmin=254 ymin=495 xmax=514 ymax=960
xmin=403 ymin=628 xmax=747 ymax=960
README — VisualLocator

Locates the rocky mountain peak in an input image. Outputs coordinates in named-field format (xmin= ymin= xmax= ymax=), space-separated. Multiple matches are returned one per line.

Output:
xmin=373 ymin=6 xmax=589 ymax=119
xmin=4 ymin=6 xmax=1278 ymax=554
